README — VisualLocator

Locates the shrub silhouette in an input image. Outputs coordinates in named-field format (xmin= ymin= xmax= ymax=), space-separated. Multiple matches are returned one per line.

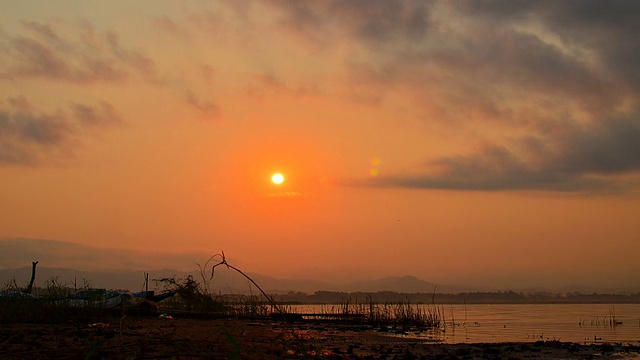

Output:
xmin=155 ymin=275 xmax=225 ymax=314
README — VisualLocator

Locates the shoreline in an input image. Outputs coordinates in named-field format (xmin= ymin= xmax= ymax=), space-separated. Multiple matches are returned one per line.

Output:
xmin=2 ymin=317 xmax=639 ymax=359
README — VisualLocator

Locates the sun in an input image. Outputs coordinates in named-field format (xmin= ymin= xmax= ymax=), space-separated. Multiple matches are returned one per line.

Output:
xmin=271 ymin=173 xmax=284 ymax=185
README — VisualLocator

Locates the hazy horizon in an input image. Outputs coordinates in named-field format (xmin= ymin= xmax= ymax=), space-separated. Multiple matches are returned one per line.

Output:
xmin=1 ymin=238 xmax=638 ymax=293
xmin=1 ymin=2 xmax=639 ymax=295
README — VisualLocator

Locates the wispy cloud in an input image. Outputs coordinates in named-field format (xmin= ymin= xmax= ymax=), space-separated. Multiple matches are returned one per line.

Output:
xmin=71 ymin=101 xmax=123 ymax=128
xmin=185 ymin=89 xmax=220 ymax=117
xmin=0 ymin=21 xmax=157 ymax=83
xmin=0 ymin=96 xmax=122 ymax=165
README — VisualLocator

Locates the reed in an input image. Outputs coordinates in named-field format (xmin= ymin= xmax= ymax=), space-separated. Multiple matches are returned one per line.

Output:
xmin=588 ymin=306 xmax=623 ymax=328
xmin=318 ymin=295 xmax=443 ymax=328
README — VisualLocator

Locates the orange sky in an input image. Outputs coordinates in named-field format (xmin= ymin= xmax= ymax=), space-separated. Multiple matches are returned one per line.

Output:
xmin=1 ymin=1 xmax=639 ymax=290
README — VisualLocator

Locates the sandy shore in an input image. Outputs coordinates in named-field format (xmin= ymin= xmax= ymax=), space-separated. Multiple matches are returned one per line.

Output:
xmin=1 ymin=317 xmax=639 ymax=359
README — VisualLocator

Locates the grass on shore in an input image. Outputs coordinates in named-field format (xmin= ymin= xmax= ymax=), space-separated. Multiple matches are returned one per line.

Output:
xmin=0 ymin=254 xmax=444 ymax=359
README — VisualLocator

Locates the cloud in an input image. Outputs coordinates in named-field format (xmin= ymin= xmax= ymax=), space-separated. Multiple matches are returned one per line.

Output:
xmin=557 ymin=117 xmax=640 ymax=174
xmin=269 ymin=0 xmax=633 ymax=123
xmin=268 ymin=0 xmax=640 ymax=193
xmin=0 ymin=96 xmax=123 ymax=165
xmin=185 ymin=90 xmax=220 ymax=118
xmin=246 ymin=73 xmax=322 ymax=99
xmin=269 ymin=0 xmax=640 ymax=117
xmin=271 ymin=0 xmax=433 ymax=48
xmin=271 ymin=0 xmax=640 ymax=89
xmin=361 ymin=116 xmax=640 ymax=192
xmin=71 ymin=101 xmax=124 ymax=128
xmin=0 ymin=21 xmax=157 ymax=83
xmin=452 ymin=0 xmax=640 ymax=94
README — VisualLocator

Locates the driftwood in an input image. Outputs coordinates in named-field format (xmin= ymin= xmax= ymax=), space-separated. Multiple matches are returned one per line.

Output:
xmin=24 ymin=261 xmax=38 ymax=294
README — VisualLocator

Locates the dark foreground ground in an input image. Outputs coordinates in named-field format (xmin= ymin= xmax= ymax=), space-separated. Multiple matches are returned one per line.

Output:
xmin=1 ymin=317 xmax=639 ymax=359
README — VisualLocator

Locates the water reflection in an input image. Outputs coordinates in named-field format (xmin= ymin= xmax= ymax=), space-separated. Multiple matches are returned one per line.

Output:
xmin=290 ymin=303 xmax=640 ymax=344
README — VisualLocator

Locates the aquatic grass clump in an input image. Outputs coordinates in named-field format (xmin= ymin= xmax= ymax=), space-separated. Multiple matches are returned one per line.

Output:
xmin=328 ymin=295 xmax=443 ymax=328
xmin=221 ymin=293 xmax=272 ymax=317
xmin=390 ymin=298 xmax=443 ymax=327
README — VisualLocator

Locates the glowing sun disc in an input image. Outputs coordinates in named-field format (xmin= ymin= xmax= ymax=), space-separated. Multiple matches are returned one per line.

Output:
xmin=271 ymin=173 xmax=284 ymax=184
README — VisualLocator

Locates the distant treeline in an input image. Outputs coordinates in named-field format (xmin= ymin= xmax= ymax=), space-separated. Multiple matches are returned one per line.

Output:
xmin=272 ymin=290 xmax=640 ymax=304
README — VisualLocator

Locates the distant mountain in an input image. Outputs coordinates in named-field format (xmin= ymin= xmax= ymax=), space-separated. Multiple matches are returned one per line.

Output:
xmin=1 ymin=266 xmax=472 ymax=295
xmin=0 ymin=237 xmax=205 ymax=272
xmin=11 ymin=237 xmax=624 ymax=294
xmin=0 ymin=266 xmax=332 ymax=294
xmin=0 ymin=237 xmax=463 ymax=294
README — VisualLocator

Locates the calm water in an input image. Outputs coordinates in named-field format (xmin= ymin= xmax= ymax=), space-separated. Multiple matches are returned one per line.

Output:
xmin=291 ymin=303 xmax=640 ymax=344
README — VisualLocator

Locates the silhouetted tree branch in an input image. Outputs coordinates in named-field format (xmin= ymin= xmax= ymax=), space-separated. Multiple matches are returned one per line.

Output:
xmin=24 ymin=261 xmax=38 ymax=294
xmin=205 ymin=251 xmax=282 ymax=314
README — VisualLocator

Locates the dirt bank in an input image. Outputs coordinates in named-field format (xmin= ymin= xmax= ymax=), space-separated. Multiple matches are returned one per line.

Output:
xmin=1 ymin=317 xmax=639 ymax=359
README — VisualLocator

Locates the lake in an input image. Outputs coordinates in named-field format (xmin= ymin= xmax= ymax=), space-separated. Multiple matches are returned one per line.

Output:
xmin=289 ymin=303 xmax=640 ymax=344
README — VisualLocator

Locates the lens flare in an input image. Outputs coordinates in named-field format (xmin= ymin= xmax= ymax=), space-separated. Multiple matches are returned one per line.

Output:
xmin=370 ymin=157 xmax=381 ymax=176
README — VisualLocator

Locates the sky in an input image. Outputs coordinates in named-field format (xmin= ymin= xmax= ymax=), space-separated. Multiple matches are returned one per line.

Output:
xmin=1 ymin=0 xmax=639 ymax=291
